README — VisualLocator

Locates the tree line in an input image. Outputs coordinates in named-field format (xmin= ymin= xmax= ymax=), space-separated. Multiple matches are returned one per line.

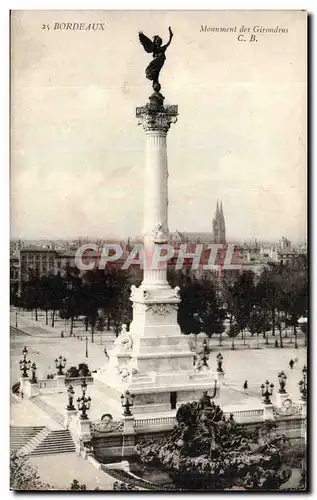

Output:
xmin=11 ymin=256 xmax=307 ymax=347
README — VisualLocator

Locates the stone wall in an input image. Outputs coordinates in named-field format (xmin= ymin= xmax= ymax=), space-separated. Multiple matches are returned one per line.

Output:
xmin=89 ymin=413 xmax=305 ymax=462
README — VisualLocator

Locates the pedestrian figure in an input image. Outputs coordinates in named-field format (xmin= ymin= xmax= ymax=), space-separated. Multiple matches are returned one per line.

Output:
xmin=275 ymin=340 xmax=278 ymax=348
xmin=20 ymin=391 xmax=24 ymax=399
xmin=289 ymin=359 xmax=294 ymax=369
xmin=104 ymin=347 xmax=109 ymax=359
xmin=61 ymin=330 xmax=64 ymax=338
xmin=243 ymin=380 xmax=248 ymax=390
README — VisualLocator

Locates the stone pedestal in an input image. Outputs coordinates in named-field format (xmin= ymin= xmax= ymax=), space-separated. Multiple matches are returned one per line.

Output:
xmin=216 ymin=371 xmax=225 ymax=383
xmin=122 ymin=416 xmax=136 ymax=454
xmin=21 ymin=378 xmax=39 ymax=398
xmin=262 ymin=404 xmax=275 ymax=421
xmin=95 ymin=97 xmax=216 ymax=415
xmin=275 ymin=391 xmax=289 ymax=408
xmin=19 ymin=376 xmax=29 ymax=396
xmin=299 ymin=399 xmax=307 ymax=418
xmin=64 ymin=409 xmax=77 ymax=430
xmin=123 ymin=415 xmax=135 ymax=434
xmin=76 ymin=417 xmax=91 ymax=441
xmin=56 ymin=375 xmax=66 ymax=391
xmin=74 ymin=416 xmax=92 ymax=456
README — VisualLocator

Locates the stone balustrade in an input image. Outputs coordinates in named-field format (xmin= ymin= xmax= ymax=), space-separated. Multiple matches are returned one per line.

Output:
xmin=135 ymin=416 xmax=176 ymax=428
xmin=134 ymin=409 xmax=265 ymax=429
xmin=65 ymin=376 xmax=94 ymax=386
xmin=226 ymin=408 xmax=264 ymax=422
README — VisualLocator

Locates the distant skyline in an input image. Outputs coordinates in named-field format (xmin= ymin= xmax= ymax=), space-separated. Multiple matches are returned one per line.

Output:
xmin=11 ymin=10 xmax=307 ymax=242
xmin=10 ymin=234 xmax=307 ymax=246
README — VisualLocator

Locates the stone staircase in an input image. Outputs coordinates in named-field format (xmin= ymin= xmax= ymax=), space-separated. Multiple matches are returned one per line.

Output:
xmin=30 ymin=396 xmax=64 ymax=426
xmin=10 ymin=426 xmax=45 ymax=453
xmin=31 ymin=430 xmax=76 ymax=456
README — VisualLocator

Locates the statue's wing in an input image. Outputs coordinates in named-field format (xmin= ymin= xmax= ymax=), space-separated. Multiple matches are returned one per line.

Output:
xmin=138 ymin=31 xmax=154 ymax=53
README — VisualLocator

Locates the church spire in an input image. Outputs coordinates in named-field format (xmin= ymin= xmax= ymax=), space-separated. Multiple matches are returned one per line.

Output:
xmin=213 ymin=200 xmax=226 ymax=244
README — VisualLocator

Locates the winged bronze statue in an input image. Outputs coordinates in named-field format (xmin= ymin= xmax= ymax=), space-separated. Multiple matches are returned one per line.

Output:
xmin=138 ymin=27 xmax=173 ymax=92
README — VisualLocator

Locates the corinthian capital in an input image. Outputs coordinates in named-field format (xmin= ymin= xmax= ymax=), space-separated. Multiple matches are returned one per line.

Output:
xmin=136 ymin=104 xmax=178 ymax=133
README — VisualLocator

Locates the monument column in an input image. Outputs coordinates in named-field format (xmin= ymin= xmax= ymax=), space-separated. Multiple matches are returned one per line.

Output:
xmin=95 ymin=30 xmax=216 ymax=415
xmin=136 ymin=99 xmax=178 ymax=287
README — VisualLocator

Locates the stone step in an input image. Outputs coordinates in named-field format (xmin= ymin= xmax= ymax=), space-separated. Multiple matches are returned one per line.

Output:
xmin=30 ymin=397 xmax=64 ymax=426
xmin=20 ymin=427 xmax=51 ymax=455
xmin=31 ymin=430 xmax=76 ymax=456
xmin=10 ymin=426 xmax=45 ymax=453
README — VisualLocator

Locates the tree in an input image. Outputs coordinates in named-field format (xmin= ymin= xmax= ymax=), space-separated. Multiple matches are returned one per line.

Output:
xmin=137 ymin=401 xmax=291 ymax=491
xmin=247 ymin=306 xmax=271 ymax=348
xmin=10 ymin=452 xmax=51 ymax=490
xmin=257 ymin=259 xmax=308 ymax=349
xmin=106 ymin=269 xmax=133 ymax=336
xmin=278 ymin=270 xmax=307 ymax=349
xmin=81 ymin=269 xmax=109 ymax=342
xmin=226 ymin=323 xmax=240 ymax=349
xmin=20 ymin=277 xmax=42 ymax=321
xmin=10 ymin=281 xmax=20 ymax=307
xmin=37 ymin=276 xmax=52 ymax=325
xmin=47 ymin=273 xmax=66 ymax=327
xmin=300 ymin=321 xmax=308 ymax=347
xmin=59 ymin=266 xmax=83 ymax=337
xmin=223 ymin=271 xmax=256 ymax=345
xmin=257 ymin=263 xmax=285 ymax=339
xmin=177 ymin=276 xmax=225 ymax=337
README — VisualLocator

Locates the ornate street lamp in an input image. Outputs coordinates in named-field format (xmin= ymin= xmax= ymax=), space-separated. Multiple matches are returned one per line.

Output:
xmin=81 ymin=379 xmax=87 ymax=395
xmin=55 ymin=355 xmax=66 ymax=376
xmin=216 ymin=352 xmax=224 ymax=373
xmin=19 ymin=346 xmax=31 ymax=378
xmin=121 ymin=391 xmax=135 ymax=416
xmin=77 ymin=381 xmax=91 ymax=419
xmin=30 ymin=362 xmax=38 ymax=384
xmin=299 ymin=365 xmax=307 ymax=401
xmin=67 ymin=384 xmax=75 ymax=410
xmin=203 ymin=339 xmax=209 ymax=355
xmin=201 ymin=339 xmax=210 ymax=367
xmin=277 ymin=371 xmax=287 ymax=394
xmin=19 ymin=357 xmax=31 ymax=378
xmin=261 ymin=380 xmax=274 ymax=404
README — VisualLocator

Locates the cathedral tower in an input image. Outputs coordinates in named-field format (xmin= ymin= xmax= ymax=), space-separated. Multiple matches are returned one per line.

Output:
xmin=213 ymin=200 xmax=226 ymax=244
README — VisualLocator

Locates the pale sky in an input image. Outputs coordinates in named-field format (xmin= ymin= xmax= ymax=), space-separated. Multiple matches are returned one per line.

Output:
xmin=10 ymin=10 xmax=307 ymax=242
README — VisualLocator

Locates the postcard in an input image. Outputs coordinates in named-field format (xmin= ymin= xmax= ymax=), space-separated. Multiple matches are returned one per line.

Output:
xmin=10 ymin=10 xmax=307 ymax=491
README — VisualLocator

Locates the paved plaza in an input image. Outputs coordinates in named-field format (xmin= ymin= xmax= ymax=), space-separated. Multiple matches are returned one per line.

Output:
xmin=11 ymin=309 xmax=307 ymax=423
xmin=11 ymin=311 xmax=111 ymax=382
xmin=29 ymin=453 xmax=115 ymax=490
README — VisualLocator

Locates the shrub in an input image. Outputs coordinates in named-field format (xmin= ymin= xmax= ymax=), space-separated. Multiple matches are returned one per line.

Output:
xmin=70 ymin=479 xmax=87 ymax=490
xmin=66 ymin=366 xmax=79 ymax=378
xmin=78 ymin=363 xmax=91 ymax=377
xmin=10 ymin=452 xmax=51 ymax=490
xmin=113 ymin=481 xmax=137 ymax=491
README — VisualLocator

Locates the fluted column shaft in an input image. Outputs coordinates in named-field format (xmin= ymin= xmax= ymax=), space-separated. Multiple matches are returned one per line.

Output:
xmin=136 ymin=103 xmax=178 ymax=287
xmin=144 ymin=131 xmax=168 ymax=244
